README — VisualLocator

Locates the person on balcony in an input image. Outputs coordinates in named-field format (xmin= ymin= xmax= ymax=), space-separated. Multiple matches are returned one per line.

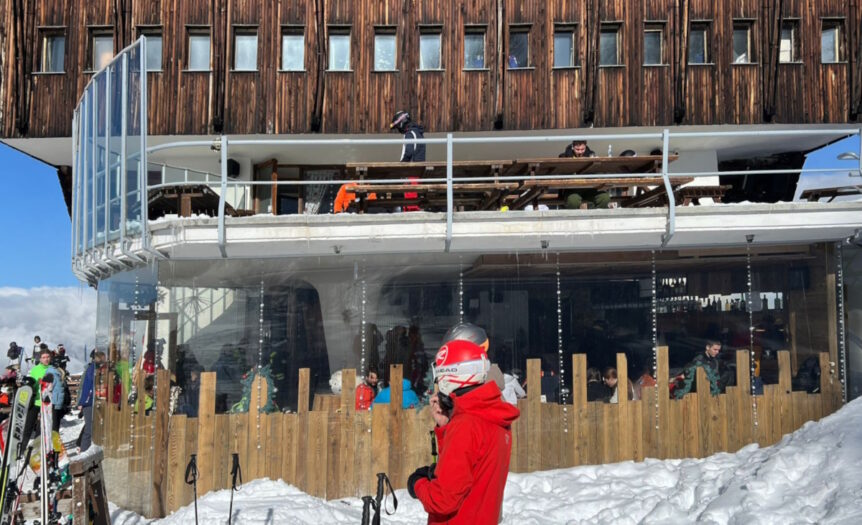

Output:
xmin=559 ymin=139 xmax=610 ymax=209
xmin=391 ymin=110 xmax=425 ymax=211
xmin=673 ymin=339 xmax=726 ymax=399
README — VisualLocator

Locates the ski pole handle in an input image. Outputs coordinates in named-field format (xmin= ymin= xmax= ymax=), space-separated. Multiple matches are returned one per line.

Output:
xmin=184 ymin=454 xmax=198 ymax=485
xmin=360 ymin=495 xmax=375 ymax=525
xmin=230 ymin=453 xmax=242 ymax=490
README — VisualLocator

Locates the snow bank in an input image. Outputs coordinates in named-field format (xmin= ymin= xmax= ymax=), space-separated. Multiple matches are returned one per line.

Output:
xmin=113 ymin=397 xmax=862 ymax=525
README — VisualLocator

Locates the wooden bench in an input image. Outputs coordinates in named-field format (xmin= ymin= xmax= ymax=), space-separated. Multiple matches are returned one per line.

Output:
xmin=800 ymin=186 xmax=862 ymax=202
xmin=148 ymin=184 xmax=253 ymax=219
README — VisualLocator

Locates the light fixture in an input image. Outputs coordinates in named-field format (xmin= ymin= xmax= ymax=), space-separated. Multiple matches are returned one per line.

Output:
xmin=837 ymin=152 xmax=860 ymax=161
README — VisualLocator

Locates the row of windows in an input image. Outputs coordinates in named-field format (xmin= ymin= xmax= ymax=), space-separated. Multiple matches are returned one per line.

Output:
xmin=38 ymin=19 xmax=849 ymax=74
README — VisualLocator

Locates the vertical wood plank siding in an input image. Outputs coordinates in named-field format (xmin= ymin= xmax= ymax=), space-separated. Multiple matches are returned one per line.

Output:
xmin=94 ymin=349 xmax=844 ymax=518
xmin=2 ymin=0 xmax=861 ymax=138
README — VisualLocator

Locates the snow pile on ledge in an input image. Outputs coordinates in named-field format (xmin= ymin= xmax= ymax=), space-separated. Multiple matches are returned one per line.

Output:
xmin=113 ymin=397 xmax=862 ymax=525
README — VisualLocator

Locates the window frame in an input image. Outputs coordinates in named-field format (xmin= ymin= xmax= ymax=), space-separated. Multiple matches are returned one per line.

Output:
xmin=778 ymin=19 xmax=801 ymax=64
xmin=821 ymin=18 xmax=845 ymax=64
xmin=232 ymin=25 xmax=259 ymax=72
xmin=327 ymin=26 xmax=352 ymax=72
xmin=643 ymin=21 xmax=666 ymax=66
xmin=731 ymin=19 xmax=757 ymax=65
xmin=507 ymin=24 xmax=532 ymax=70
xmin=186 ymin=26 xmax=212 ymax=72
xmin=599 ymin=22 xmax=623 ymax=67
xmin=688 ymin=21 xmax=711 ymax=65
xmin=38 ymin=27 xmax=66 ymax=74
xmin=137 ymin=26 xmax=164 ymax=72
xmin=463 ymin=25 xmax=488 ymax=71
xmin=88 ymin=27 xmax=115 ymax=73
xmin=280 ymin=25 xmax=306 ymax=72
xmin=418 ymin=25 xmax=443 ymax=71
xmin=552 ymin=23 xmax=578 ymax=69
xmin=373 ymin=26 xmax=398 ymax=72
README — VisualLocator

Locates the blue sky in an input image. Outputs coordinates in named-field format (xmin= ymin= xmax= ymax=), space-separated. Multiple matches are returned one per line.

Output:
xmin=795 ymin=135 xmax=862 ymax=201
xmin=0 ymin=143 xmax=78 ymax=287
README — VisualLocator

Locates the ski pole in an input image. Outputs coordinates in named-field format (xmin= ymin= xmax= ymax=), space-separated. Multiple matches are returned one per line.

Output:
xmin=372 ymin=473 xmax=397 ymax=525
xmin=429 ymin=430 xmax=437 ymax=464
xmin=360 ymin=496 xmax=376 ymax=525
xmin=227 ymin=453 xmax=241 ymax=525
xmin=184 ymin=454 xmax=199 ymax=525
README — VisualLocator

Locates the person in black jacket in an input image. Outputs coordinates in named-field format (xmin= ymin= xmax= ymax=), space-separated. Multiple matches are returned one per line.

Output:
xmin=390 ymin=110 xmax=426 ymax=162
xmin=586 ymin=366 xmax=613 ymax=402
xmin=559 ymin=140 xmax=609 ymax=209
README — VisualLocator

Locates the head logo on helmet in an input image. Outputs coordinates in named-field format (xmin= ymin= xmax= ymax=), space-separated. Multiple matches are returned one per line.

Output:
xmin=433 ymin=340 xmax=490 ymax=396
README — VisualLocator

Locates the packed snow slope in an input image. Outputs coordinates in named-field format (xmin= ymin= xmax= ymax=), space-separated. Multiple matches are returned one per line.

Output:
xmin=113 ymin=396 xmax=862 ymax=525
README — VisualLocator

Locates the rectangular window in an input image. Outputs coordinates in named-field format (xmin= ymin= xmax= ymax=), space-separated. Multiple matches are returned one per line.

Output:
xmin=233 ymin=28 xmax=258 ymax=71
xmin=139 ymin=29 xmax=163 ymax=71
xmin=91 ymin=32 xmax=114 ymax=71
xmin=464 ymin=27 xmax=486 ymax=69
xmin=419 ymin=28 xmax=442 ymax=70
xmin=732 ymin=21 xmax=755 ymax=63
xmin=508 ymin=26 xmax=530 ymax=68
xmin=779 ymin=20 xmax=799 ymax=63
xmin=688 ymin=22 xmax=709 ymax=64
xmin=374 ymin=28 xmax=397 ymax=71
xmin=281 ymin=27 xmax=305 ymax=71
xmin=821 ymin=19 xmax=844 ymax=63
xmin=328 ymin=28 xmax=351 ymax=71
xmin=187 ymin=29 xmax=211 ymax=70
xmin=599 ymin=23 xmax=621 ymax=66
xmin=41 ymin=32 xmax=65 ymax=73
xmin=553 ymin=25 xmax=576 ymax=68
xmin=643 ymin=23 xmax=664 ymax=65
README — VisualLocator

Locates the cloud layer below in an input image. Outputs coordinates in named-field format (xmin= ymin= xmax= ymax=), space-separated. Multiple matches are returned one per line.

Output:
xmin=0 ymin=286 xmax=96 ymax=372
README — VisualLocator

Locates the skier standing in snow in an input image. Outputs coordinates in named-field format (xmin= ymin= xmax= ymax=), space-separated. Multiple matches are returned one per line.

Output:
xmin=407 ymin=339 xmax=519 ymax=524
xmin=28 ymin=349 xmax=65 ymax=432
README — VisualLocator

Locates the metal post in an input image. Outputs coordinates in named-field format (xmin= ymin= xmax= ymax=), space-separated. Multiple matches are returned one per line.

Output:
xmin=660 ymin=128 xmax=675 ymax=247
xmin=120 ymin=54 xmax=128 ymax=243
xmin=445 ymin=133 xmax=453 ymax=252
xmin=104 ymin=68 xmax=111 ymax=252
xmin=141 ymin=36 xmax=150 ymax=252
xmin=858 ymin=127 xmax=862 ymax=177
xmin=71 ymin=110 xmax=78 ymax=263
xmin=91 ymin=85 xmax=98 ymax=252
xmin=218 ymin=135 xmax=228 ymax=258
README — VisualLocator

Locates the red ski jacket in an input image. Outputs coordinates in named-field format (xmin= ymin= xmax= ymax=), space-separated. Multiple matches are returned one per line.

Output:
xmin=414 ymin=381 xmax=520 ymax=524
xmin=355 ymin=383 xmax=376 ymax=411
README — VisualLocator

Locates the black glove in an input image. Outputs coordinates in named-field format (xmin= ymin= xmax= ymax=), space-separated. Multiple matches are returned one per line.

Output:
xmin=407 ymin=465 xmax=435 ymax=499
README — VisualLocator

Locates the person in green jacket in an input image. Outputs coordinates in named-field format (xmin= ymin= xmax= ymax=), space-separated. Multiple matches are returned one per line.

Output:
xmin=673 ymin=340 xmax=726 ymax=399
xmin=28 ymin=349 xmax=66 ymax=432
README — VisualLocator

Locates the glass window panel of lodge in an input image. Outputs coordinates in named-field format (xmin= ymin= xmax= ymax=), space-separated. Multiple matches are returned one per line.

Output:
xmin=553 ymin=26 xmax=575 ymax=68
xmin=188 ymin=31 xmax=211 ymax=70
xmin=688 ymin=24 xmax=709 ymax=64
xmin=464 ymin=30 xmax=486 ymax=69
xmin=779 ymin=22 xmax=798 ymax=63
xmin=281 ymin=30 xmax=305 ymax=71
xmin=374 ymin=31 xmax=397 ymax=71
xmin=234 ymin=30 xmax=258 ymax=71
xmin=732 ymin=22 xmax=754 ymax=63
xmin=599 ymin=25 xmax=621 ymax=66
xmin=92 ymin=33 xmax=114 ymax=72
xmin=508 ymin=28 xmax=529 ymax=68
xmin=41 ymin=33 xmax=65 ymax=73
xmin=143 ymin=33 xmax=162 ymax=71
xmin=419 ymin=32 xmax=442 ymax=70
xmin=821 ymin=20 xmax=843 ymax=63
xmin=644 ymin=26 xmax=663 ymax=65
xmin=329 ymin=32 xmax=351 ymax=71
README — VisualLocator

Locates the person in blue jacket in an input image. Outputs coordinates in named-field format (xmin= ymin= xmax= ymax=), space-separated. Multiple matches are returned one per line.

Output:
xmin=372 ymin=378 xmax=420 ymax=409
xmin=76 ymin=350 xmax=105 ymax=451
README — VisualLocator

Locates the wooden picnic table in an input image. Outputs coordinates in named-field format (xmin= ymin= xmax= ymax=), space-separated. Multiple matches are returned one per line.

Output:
xmin=148 ymin=184 xmax=253 ymax=219
xmin=800 ymin=186 xmax=862 ymax=202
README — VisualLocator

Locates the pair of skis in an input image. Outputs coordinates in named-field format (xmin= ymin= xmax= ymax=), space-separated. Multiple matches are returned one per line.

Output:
xmin=0 ymin=383 xmax=35 ymax=525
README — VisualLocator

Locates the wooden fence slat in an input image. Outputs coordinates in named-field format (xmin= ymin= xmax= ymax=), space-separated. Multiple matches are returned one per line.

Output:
xmin=306 ymin=411 xmax=328 ymax=498
xmin=656 ymin=346 xmax=670 ymax=459
xmin=526 ymin=359 xmax=541 ymax=471
xmin=281 ymin=413 xmax=298 ymax=486
xmin=214 ymin=414 xmax=230 ymax=491
xmin=695 ymin=367 xmax=710 ymax=456
xmin=616 ymin=353 xmax=632 ymax=461
xmin=326 ymin=412 xmax=341 ymax=499
xmin=183 ymin=415 xmax=197 ymax=509
xmin=388 ymin=365 xmax=404 ymax=487
xmin=267 ymin=413 xmax=284 ymax=482
xmin=341 ymin=369 xmax=356 ymax=414
xmin=166 ymin=415 xmax=187 ymax=514
xmin=298 ymin=368 xmax=310 ymax=414
xmin=571 ymin=354 xmax=587 ymax=466
xmin=370 ymin=408 xmax=390 ymax=485
xmin=151 ymin=369 xmax=171 ymax=518
xmin=640 ymin=385 xmax=656 ymax=461
xmin=353 ymin=411 xmax=373 ymax=496
xmin=196 ymin=371 xmax=217 ymax=496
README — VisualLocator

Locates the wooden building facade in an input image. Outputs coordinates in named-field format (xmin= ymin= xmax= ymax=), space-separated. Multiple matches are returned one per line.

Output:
xmin=2 ymin=0 xmax=862 ymax=139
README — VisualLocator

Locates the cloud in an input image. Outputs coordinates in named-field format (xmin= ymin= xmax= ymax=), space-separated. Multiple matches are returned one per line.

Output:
xmin=0 ymin=286 xmax=96 ymax=373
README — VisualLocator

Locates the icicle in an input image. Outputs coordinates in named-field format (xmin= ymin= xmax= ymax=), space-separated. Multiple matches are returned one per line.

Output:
xmin=836 ymin=242 xmax=847 ymax=402
xmin=651 ymin=250 xmax=659 ymax=430
xmin=556 ymin=254 xmax=568 ymax=432
xmin=257 ymin=278 xmax=265 ymax=450
xmin=458 ymin=262 xmax=465 ymax=324
xmin=746 ymin=235 xmax=759 ymax=430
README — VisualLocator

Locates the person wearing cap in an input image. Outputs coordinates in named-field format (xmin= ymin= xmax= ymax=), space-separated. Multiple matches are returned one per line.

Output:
xmin=407 ymin=339 xmax=519 ymax=524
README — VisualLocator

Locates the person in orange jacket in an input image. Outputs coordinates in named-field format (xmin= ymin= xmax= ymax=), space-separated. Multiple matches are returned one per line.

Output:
xmin=407 ymin=339 xmax=519 ymax=524
xmin=354 ymin=370 xmax=378 ymax=410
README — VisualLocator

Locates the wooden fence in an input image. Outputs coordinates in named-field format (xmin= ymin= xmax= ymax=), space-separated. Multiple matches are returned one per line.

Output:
xmin=92 ymin=347 xmax=843 ymax=518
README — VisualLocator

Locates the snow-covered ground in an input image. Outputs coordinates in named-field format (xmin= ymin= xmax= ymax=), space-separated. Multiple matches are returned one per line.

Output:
xmin=112 ymin=397 xmax=862 ymax=525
